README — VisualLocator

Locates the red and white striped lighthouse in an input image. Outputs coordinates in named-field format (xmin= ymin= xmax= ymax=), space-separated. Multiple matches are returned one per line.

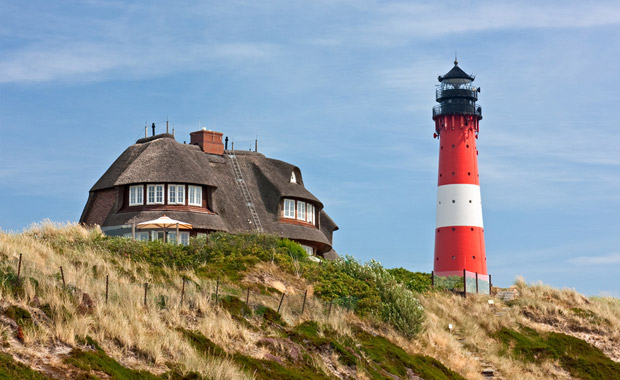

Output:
xmin=432 ymin=60 xmax=487 ymax=275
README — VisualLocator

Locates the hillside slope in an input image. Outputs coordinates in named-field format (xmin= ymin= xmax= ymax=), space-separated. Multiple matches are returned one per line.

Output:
xmin=0 ymin=223 xmax=619 ymax=380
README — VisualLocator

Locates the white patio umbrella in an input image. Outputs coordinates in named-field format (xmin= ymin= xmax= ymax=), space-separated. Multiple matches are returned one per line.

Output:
xmin=136 ymin=215 xmax=192 ymax=243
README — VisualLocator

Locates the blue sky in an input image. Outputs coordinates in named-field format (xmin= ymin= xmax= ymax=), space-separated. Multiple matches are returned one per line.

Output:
xmin=1 ymin=1 xmax=619 ymax=296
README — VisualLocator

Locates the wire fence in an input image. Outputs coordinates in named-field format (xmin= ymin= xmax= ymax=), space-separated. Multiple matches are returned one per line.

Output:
xmin=3 ymin=252 xmax=337 ymax=320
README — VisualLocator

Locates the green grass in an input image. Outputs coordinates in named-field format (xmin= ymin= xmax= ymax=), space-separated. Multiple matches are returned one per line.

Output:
xmin=64 ymin=337 xmax=206 ymax=380
xmin=354 ymin=328 xmax=466 ymax=380
xmin=4 ymin=305 xmax=33 ymax=327
xmin=0 ymin=352 xmax=53 ymax=380
xmin=179 ymin=328 xmax=330 ymax=380
xmin=495 ymin=327 xmax=620 ymax=380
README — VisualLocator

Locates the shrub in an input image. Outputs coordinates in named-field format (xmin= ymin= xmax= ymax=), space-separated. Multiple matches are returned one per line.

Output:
xmin=312 ymin=257 xmax=424 ymax=337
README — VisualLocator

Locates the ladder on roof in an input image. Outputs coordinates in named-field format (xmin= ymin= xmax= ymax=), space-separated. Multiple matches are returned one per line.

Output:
xmin=228 ymin=153 xmax=264 ymax=233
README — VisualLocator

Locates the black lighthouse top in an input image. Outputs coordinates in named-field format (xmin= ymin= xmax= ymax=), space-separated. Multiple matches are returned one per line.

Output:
xmin=438 ymin=59 xmax=474 ymax=83
xmin=433 ymin=60 xmax=482 ymax=119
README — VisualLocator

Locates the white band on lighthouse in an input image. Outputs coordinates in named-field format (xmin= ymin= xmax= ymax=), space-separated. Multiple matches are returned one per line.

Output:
xmin=436 ymin=184 xmax=484 ymax=228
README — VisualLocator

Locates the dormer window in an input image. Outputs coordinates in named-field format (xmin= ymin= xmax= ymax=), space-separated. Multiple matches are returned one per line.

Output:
xmin=283 ymin=199 xmax=295 ymax=218
xmin=129 ymin=185 xmax=144 ymax=206
xmin=168 ymin=184 xmax=185 ymax=205
xmin=282 ymin=198 xmax=316 ymax=225
xmin=297 ymin=201 xmax=306 ymax=221
xmin=188 ymin=185 xmax=202 ymax=206
xmin=147 ymin=184 xmax=164 ymax=205
xmin=290 ymin=171 xmax=297 ymax=183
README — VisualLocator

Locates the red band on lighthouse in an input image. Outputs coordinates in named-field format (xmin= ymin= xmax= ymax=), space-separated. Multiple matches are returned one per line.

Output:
xmin=432 ymin=61 xmax=487 ymax=276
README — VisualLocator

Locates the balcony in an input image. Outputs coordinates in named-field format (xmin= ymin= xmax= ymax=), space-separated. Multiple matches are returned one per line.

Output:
xmin=433 ymin=102 xmax=482 ymax=119
xmin=436 ymin=87 xmax=478 ymax=102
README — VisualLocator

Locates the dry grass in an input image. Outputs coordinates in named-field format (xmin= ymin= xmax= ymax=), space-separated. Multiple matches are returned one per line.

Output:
xmin=1 ymin=222 xmax=619 ymax=380
xmin=0 ymin=222 xmax=253 ymax=379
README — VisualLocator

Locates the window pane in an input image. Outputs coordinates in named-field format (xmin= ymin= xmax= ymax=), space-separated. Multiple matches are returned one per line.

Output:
xmin=178 ymin=185 xmax=185 ymax=204
xmin=156 ymin=185 xmax=163 ymax=203
xmin=169 ymin=186 xmax=176 ymax=204
xmin=148 ymin=185 xmax=155 ymax=204
xmin=130 ymin=187 xmax=136 ymax=205
xmin=137 ymin=187 xmax=142 ymax=204
xmin=297 ymin=201 xmax=305 ymax=220
xmin=284 ymin=199 xmax=295 ymax=218
xmin=181 ymin=232 xmax=190 ymax=245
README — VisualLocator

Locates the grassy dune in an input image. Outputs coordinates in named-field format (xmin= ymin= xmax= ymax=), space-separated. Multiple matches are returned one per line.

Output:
xmin=0 ymin=222 xmax=619 ymax=379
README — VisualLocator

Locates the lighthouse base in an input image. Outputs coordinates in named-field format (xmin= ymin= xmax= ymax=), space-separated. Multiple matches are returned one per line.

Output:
xmin=434 ymin=226 xmax=487 ymax=274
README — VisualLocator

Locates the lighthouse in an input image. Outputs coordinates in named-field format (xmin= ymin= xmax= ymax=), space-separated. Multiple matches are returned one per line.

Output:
xmin=432 ymin=60 xmax=487 ymax=276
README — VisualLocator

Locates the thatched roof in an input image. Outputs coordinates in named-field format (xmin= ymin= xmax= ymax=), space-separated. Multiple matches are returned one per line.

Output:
xmin=82 ymin=134 xmax=338 ymax=254
xmin=91 ymin=134 xmax=218 ymax=191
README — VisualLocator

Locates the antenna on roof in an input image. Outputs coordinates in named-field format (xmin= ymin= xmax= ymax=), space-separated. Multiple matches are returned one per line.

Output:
xmin=255 ymin=135 xmax=258 ymax=152
xmin=151 ymin=123 xmax=156 ymax=136
xmin=454 ymin=51 xmax=458 ymax=66
xmin=166 ymin=116 xmax=169 ymax=134
xmin=144 ymin=124 xmax=147 ymax=138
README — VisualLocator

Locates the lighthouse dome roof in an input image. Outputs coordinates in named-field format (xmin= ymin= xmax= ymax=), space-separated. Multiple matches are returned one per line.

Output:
xmin=439 ymin=60 xmax=475 ymax=84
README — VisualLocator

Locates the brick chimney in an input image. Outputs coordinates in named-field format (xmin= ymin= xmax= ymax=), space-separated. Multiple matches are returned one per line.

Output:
xmin=190 ymin=128 xmax=224 ymax=155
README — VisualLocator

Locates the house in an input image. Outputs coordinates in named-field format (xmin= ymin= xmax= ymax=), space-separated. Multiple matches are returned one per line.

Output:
xmin=79 ymin=128 xmax=338 ymax=258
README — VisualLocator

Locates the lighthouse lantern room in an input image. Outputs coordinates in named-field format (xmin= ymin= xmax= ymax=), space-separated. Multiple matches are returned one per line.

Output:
xmin=433 ymin=60 xmax=487 ymax=276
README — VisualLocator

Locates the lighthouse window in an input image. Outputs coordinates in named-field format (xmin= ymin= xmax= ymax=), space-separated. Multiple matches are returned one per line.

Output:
xmin=469 ymin=200 xmax=472 ymax=203
xmin=452 ymin=200 xmax=455 ymax=203
xmin=466 ymin=144 xmax=470 ymax=148
xmin=452 ymin=256 xmax=456 ymax=259
xmin=452 ymin=227 xmax=456 ymax=231
xmin=472 ymin=256 xmax=476 ymax=260
xmin=452 ymin=172 xmax=455 ymax=175
xmin=468 ymin=172 xmax=471 ymax=176
xmin=452 ymin=144 xmax=455 ymax=148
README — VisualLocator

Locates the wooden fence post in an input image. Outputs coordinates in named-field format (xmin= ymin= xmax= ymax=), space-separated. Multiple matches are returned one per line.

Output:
xmin=144 ymin=283 xmax=148 ymax=307
xmin=60 ymin=266 xmax=66 ymax=288
xmin=476 ymin=272 xmax=479 ymax=294
xmin=245 ymin=287 xmax=250 ymax=306
xmin=105 ymin=275 xmax=109 ymax=304
xmin=180 ymin=278 xmax=186 ymax=306
xmin=463 ymin=269 xmax=467 ymax=298
xmin=431 ymin=270 xmax=434 ymax=288
xmin=277 ymin=292 xmax=285 ymax=314
xmin=17 ymin=254 xmax=22 ymax=282
xmin=214 ymin=278 xmax=220 ymax=304
xmin=489 ymin=274 xmax=493 ymax=295
xmin=301 ymin=289 xmax=308 ymax=314
xmin=328 ymin=300 xmax=333 ymax=317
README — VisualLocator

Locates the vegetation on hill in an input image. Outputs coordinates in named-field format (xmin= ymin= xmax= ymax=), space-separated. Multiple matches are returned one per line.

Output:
xmin=0 ymin=222 xmax=619 ymax=379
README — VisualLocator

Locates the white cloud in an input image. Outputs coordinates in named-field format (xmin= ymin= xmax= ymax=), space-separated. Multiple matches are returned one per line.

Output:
xmin=569 ymin=253 xmax=620 ymax=265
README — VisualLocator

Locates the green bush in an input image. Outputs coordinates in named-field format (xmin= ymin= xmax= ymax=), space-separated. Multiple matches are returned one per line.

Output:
xmin=387 ymin=268 xmax=432 ymax=293
xmin=312 ymin=257 xmax=424 ymax=337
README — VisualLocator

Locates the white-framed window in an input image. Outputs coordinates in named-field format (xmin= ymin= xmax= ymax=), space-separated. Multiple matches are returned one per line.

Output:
xmin=300 ymin=244 xmax=314 ymax=256
xmin=307 ymin=204 xmax=315 ymax=225
xmin=136 ymin=231 xmax=149 ymax=241
xmin=147 ymin=184 xmax=164 ymax=204
xmin=168 ymin=184 xmax=185 ymax=205
xmin=188 ymin=185 xmax=202 ymax=206
xmin=180 ymin=231 xmax=190 ymax=245
xmin=283 ymin=199 xmax=295 ymax=218
xmin=290 ymin=171 xmax=297 ymax=183
xmin=297 ymin=200 xmax=306 ymax=221
xmin=167 ymin=231 xmax=190 ymax=245
xmin=129 ymin=185 xmax=143 ymax=206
